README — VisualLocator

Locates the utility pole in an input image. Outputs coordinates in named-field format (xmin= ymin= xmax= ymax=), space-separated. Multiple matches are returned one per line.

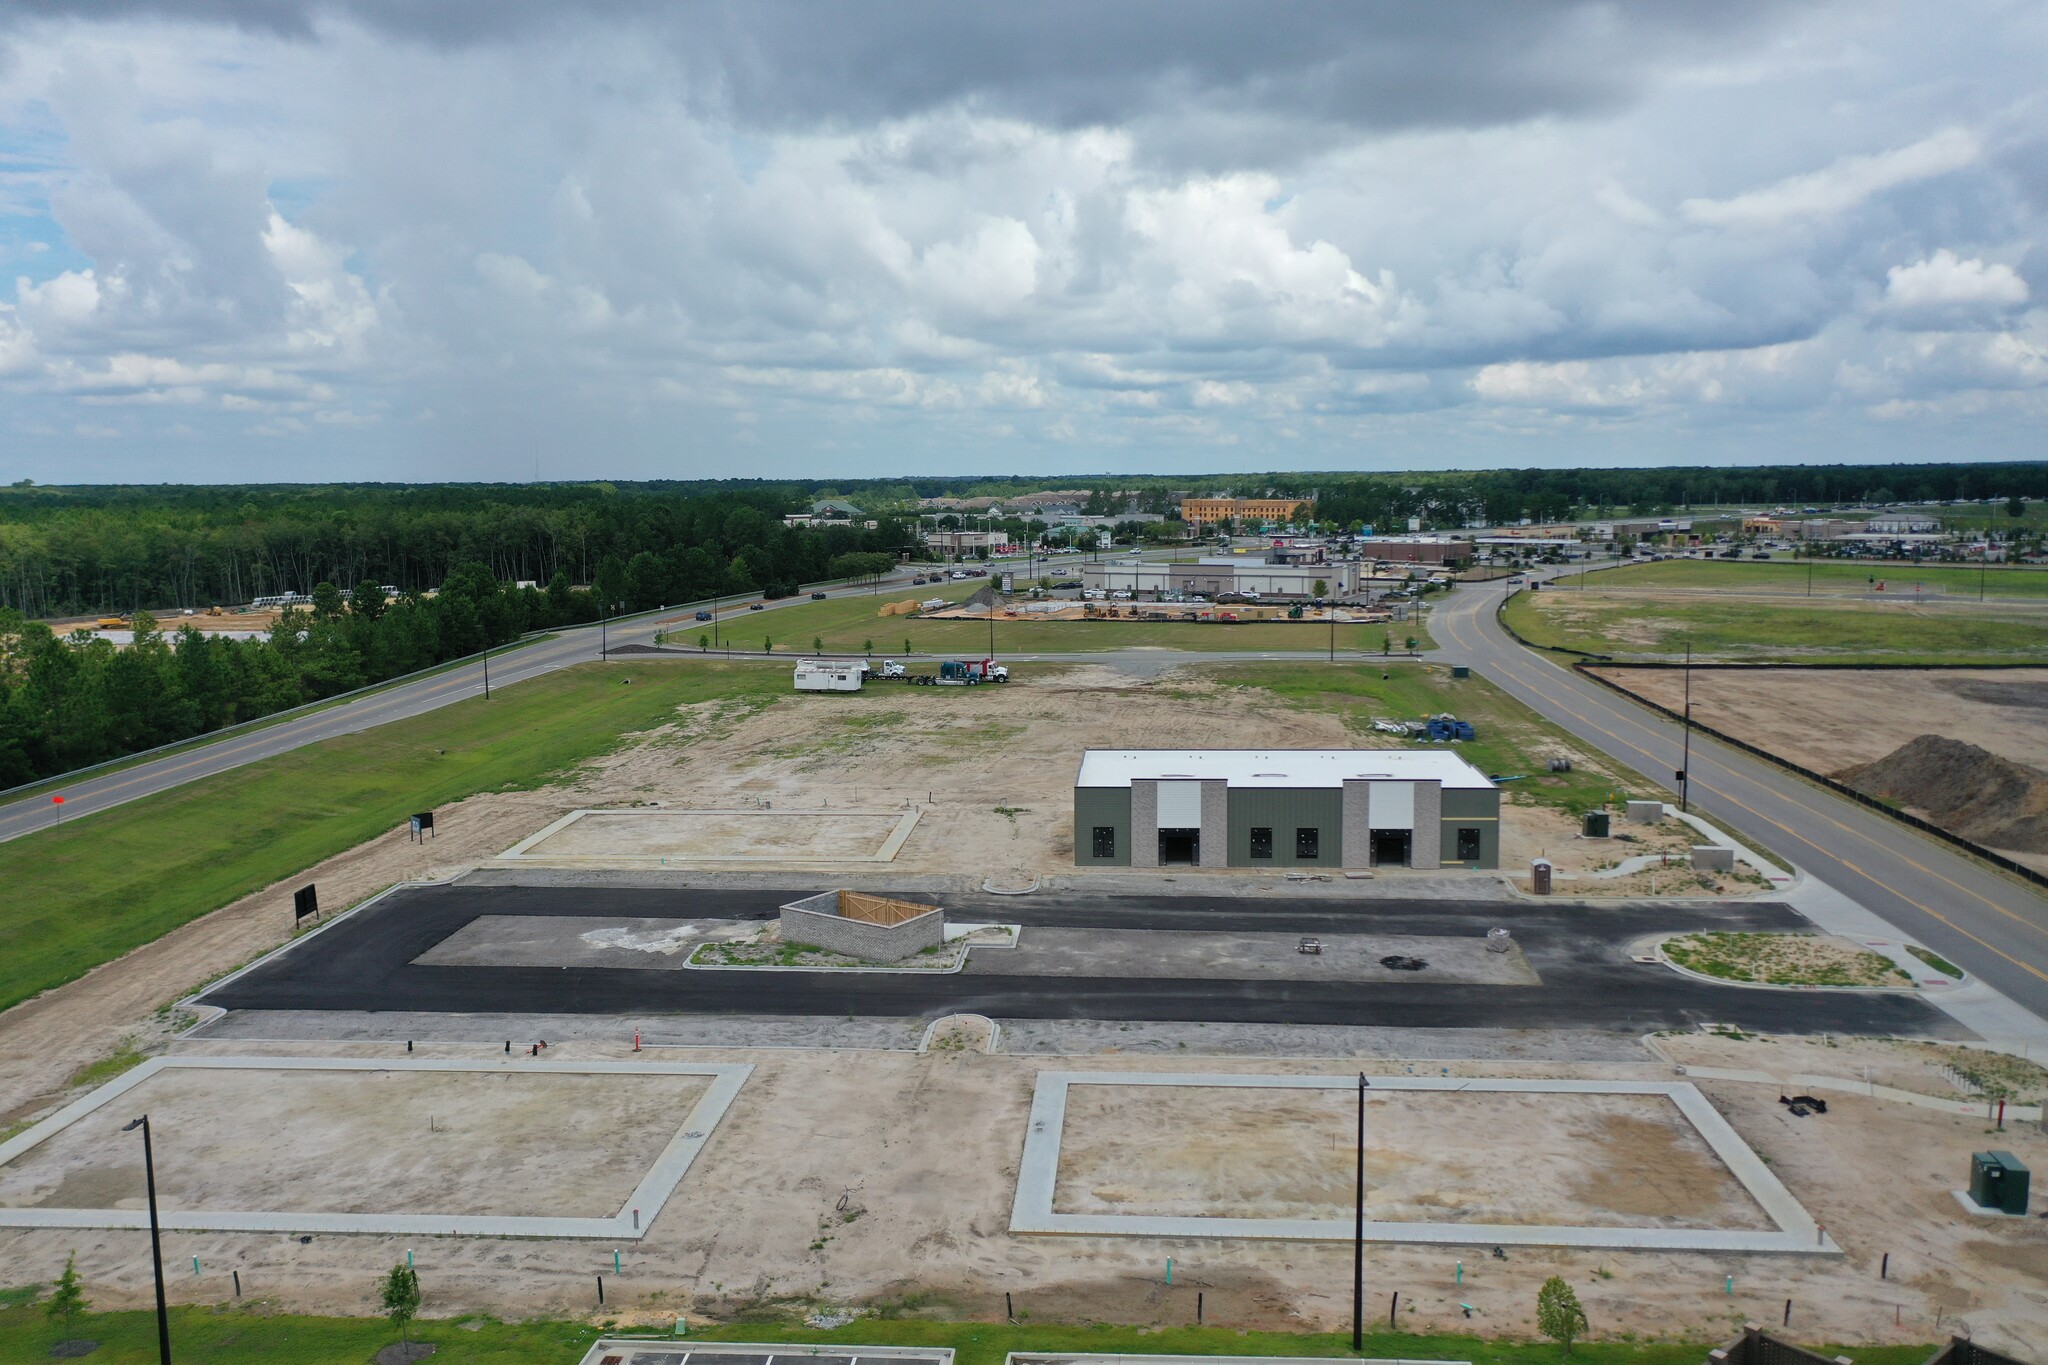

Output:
xmin=482 ymin=642 xmax=491 ymax=698
xmin=1680 ymin=644 xmax=1694 ymax=815
xmin=123 ymin=1116 xmax=172 ymax=1365
xmin=1352 ymin=1072 xmax=1369 ymax=1351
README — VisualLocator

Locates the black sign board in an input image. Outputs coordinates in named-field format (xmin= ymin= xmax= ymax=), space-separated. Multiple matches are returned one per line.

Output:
xmin=293 ymin=884 xmax=319 ymax=921
xmin=410 ymin=810 xmax=436 ymax=842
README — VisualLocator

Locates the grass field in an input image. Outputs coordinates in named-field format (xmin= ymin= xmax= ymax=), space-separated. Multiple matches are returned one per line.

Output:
xmin=675 ymin=579 xmax=1437 ymax=656
xmin=1577 ymin=557 xmax=2048 ymax=597
xmin=0 ymin=1304 xmax=1935 ymax=1365
xmin=1502 ymin=586 xmax=2048 ymax=663
xmin=1200 ymin=662 xmax=1644 ymax=814
xmin=0 ymin=662 xmax=789 ymax=1015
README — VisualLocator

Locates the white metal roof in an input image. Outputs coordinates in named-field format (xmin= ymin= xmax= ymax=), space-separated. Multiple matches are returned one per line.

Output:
xmin=1075 ymin=748 xmax=1494 ymax=791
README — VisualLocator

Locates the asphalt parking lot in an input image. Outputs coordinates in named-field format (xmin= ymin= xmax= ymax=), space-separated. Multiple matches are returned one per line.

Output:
xmin=198 ymin=883 xmax=1965 ymax=1036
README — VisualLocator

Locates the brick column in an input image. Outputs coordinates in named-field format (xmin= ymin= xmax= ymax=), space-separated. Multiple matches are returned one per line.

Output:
xmin=1411 ymin=779 xmax=1442 ymax=869
xmin=1130 ymin=780 xmax=1159 ymax=868
xmin=1198 ymin=779 xmax=1228 ymax=867
xmin=1342 ymin=779 xmax=1372 ymax=869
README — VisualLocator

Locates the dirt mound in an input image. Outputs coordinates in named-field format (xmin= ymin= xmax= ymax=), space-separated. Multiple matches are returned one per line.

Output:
xmin=1837 ymin=734 xmax=2048 ymax=852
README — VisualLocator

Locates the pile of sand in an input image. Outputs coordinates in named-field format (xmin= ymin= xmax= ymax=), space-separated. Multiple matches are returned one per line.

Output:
xmin=1836 ymin=733 xmax=2048 ymax=852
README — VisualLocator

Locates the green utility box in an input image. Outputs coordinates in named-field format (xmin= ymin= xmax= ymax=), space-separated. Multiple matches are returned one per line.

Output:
xmin=1451 ymin=666 xmax=1470 ymax=679
xmin=1583 ymin=810 xmax=1611 ymax=838
xmin=1970 ymin=1150 xmax=2030 ymax=1214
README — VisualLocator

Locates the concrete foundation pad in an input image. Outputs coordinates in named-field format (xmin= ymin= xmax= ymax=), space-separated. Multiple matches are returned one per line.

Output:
xmin=499 ymin=808 xmax=921 ymax=866
xmin=0 ymin=1056 xmax=750 ymax=1239
xmin=1011 ymin=1071 xmax=1836 ymax=1254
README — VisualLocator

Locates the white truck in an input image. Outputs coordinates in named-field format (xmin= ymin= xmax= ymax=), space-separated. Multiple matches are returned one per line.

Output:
xmin=793 ymin=660 xmax=864 ymax=692
xmin=878 ymin=659 xmax=909 ymax=679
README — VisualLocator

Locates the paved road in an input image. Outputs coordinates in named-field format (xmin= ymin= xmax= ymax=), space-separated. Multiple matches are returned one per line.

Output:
xmin=0 ymin=567 xmax=958 ymax=845
xmin=1432 ymin=573 xmax=2048 ymax=1021
xmin=201 ymin=884 xmax=1957 ymax=1036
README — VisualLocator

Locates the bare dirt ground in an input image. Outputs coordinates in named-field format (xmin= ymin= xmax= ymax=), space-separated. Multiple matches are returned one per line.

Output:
xmin=1594 ymin=667 xmax=2048 ymax=775
xmin=514 ymin=809 xmax=909 ymax=861
xmin=1591 ymin=666 xmax=2048 ymax=872
xmin=0 ymin=1067 xmax=709 ymax=1218
xmin=1501 ymin=803 xmax=1773 ymax=898
xmin=1052 ymin=1085 xmax=1772 ymax=1229
xmin=5 ymin=1041 xmax=2046 ymax=1353
xmin=1660 ymin=1031 xmax=2048 ymax=1106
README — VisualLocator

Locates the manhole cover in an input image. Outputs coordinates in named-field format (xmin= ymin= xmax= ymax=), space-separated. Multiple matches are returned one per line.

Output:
xmin=1379 ymin=955 xmax=1428 ymax=972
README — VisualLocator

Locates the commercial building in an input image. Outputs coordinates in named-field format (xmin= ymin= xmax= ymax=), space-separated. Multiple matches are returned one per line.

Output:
xmin=1073 ymin=749 xmax=1500 ymax=871
xmin=1083 ymin=557 xmax=1359 ymax=599
xmin=921 ymin=528 xmax=1012 ymax=555
xmin=1180 ymin=496 xmax=1310 ymax=532
xmin=1358 ymin=536 xmax=1474 ymax=566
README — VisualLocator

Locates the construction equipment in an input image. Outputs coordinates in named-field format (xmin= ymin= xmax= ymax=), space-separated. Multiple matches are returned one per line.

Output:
xmin=95 ymin=616 xmax=129 ymax=629
xmin=1424 ymin=713 xmax=1476 ymax=742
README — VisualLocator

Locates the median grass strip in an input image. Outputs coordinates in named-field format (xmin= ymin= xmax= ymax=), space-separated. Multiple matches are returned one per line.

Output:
xmin=0 ymin=1304 xmax=1937 ymax=1365
xmin=1663 ymin=931 xmax=1909 ymax=988
xmin=1905 ymin=944 xmax=1964 ymax=979
xmin=0 ymin=662 xmax=786 ymax=1015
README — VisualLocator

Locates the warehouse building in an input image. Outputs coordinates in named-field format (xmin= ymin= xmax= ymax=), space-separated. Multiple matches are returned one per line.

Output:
xmin=1073 ymin=749 xmax=1500 ymax=871
xmin=1083 ymin=557 xmax=1359 ymax=599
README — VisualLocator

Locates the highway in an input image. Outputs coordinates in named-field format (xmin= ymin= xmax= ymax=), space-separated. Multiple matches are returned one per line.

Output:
xmin=1431 ymin=573 xmax=2048 ymax=1021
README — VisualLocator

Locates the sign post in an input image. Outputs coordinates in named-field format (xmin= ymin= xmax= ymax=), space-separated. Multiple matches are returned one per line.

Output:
xmin=292 ymin=884 xmax=319 ymax=924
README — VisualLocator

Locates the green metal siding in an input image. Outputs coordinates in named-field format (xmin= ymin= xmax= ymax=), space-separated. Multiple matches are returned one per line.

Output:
xmin=1437 ymin=788 xmax=1501 ymax=869
xmin=1072 ymin=787 xmax=1132 ymax=866
xmin=1227 ymin=788 xmax=1343 ymax=866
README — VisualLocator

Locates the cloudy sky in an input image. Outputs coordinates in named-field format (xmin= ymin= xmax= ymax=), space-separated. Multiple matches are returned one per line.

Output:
xmin=1 ymin=1 xmax=2044 ymax=483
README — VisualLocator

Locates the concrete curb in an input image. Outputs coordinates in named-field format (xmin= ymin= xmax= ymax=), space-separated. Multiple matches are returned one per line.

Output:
xmin=1651 ymin=935 xmax=1921 ymax=995
xmin=1010 ymin=1070 xmax=1836 ymax=1254
xmin=0 ymin=1055 xmax=752 ymax=1239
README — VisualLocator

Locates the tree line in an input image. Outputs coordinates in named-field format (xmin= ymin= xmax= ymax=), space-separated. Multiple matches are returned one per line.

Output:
xmin=0 ymin=539 xmax=902 ymax=787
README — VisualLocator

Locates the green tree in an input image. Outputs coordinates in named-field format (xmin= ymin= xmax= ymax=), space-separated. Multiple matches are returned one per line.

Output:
xmin=1536 ymin=1276 xmax=1587 ymax=1354
xmin=903 ymin=637 xmax=912 ymax=655
xmin=863 ymin=638 xmax=873 ymax=655
xmin=350 ymin=580 xmax=389 ymax=622
xmin=812 ymin=635 xmax=823 ymax=654
xmin=698 ymin=633 xmax=709 ymax=650
xmin=380 ymin=1262 xmax=421 ymax=1348
xmin=46 ymin=1250 xmax=88 ymax=1345
xmin=2008 ymin=495 xmax=2026 ymax=517
xmin=1313 ymin=579 xmax=1327 ymax=597
xmin=763 ymin=637 xmax=772 ymax=654
xmin=310 ymin=581 xmax=345 ymax=620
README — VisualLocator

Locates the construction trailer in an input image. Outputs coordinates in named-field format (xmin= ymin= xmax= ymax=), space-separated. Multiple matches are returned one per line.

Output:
xmin=1073 ymin=748 xmax=1500 ymax=871
xmin=793 ymin=660 xmax=865 ymax=692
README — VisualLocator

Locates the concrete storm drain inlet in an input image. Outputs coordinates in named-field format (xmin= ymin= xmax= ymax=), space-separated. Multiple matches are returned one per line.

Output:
xmin=1011 ymin=1072 xmax=1838 ymax=1254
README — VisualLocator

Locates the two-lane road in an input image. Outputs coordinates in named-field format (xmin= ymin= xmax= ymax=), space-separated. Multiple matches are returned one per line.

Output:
xmin=1431 ymin=575 xmax=2048 ymax=1022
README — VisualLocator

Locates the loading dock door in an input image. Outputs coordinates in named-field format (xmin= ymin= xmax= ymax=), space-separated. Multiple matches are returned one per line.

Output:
xmin=1371 ymin=830 xmax=1411 ymax=867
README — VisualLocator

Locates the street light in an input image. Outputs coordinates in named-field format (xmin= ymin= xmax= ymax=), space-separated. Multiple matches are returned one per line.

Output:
xmin=121 ymin=1116 xmax=172 ymax=1365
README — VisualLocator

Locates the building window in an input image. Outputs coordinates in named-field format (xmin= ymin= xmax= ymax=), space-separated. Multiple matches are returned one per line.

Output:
xmin=1457 ymin=827 xmax=1482 ymax=862
xmin=1249 ymin=827 xmax=1273 ymax=859
xmin=1091 ymin=826 xmax=1116 ymax=859
xmin=1295 ymin=827 xmax=1320 ymax=859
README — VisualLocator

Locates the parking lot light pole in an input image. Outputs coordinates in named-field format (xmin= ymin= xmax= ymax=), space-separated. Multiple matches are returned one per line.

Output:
xmin=1680 ymin=644 xmax=1694 ymax=814
xmin=1352 ymin=1072 xmax=1368 ymax=1350
xmin=122 ymin=1116 xmax=173 ymax=1365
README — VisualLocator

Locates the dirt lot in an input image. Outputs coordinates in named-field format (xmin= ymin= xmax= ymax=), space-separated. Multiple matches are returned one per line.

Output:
xmin=1053 ymin=1085 xmax=1772 ymax=1229
xmin=1592 ymin=667 xmax=2048 ymax=775
xmin=0 ymin=1066 xmax=709 ymax=1218
xmin=1501 ymin=803 xmax=1774 ymax=898
xmin=1591 ymin=666 xmax=2048 ymax=871
xmin=4 ymin=1041 xmax=2046 ymax=1354
xmin=511 ymin=809 xmax=911 ymax=861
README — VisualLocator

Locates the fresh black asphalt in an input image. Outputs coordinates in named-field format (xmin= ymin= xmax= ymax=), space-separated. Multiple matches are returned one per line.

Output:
xmin=200 ymin=885 xmax=1965 ymax=1037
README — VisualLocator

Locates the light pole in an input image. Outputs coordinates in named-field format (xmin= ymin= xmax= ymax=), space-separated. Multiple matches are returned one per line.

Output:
xmin=1352 ymin=1072 xmax=1369 ymax=1351
xmin=122 ymin=1116 xmax=172 ymax=1365
xmin=1679 ymin=644 xmax=1694 ymax=815
xmin=481 ymin=641 xmax=491 ymax=699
